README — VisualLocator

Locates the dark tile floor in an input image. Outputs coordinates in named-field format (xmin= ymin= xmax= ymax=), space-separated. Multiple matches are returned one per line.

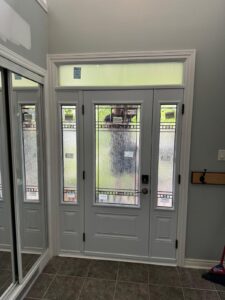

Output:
xmin=24 ymin=256 xmax=225 ymax=300
xmin=22 ymin=253 xmax=40 ymax=277
xmin=0 ymin=251 xmax=40 ymax=297
xmin=0 ymin=251 xmax=13 ymax=297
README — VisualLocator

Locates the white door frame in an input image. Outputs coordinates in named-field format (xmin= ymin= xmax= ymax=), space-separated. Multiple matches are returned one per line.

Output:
xmin=47 ymin=50 xmax=196 ymax=266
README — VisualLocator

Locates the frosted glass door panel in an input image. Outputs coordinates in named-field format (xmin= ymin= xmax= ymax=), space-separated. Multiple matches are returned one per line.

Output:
xmin=61 ymin=106 xmax=77 ymax=203
xmin=95 ymin=104 xmax=141 ymax=206
xmin=21 ymin=105 xmax=39 ymax=202
xmin=157 ymin=105 xmax=177 ymax=208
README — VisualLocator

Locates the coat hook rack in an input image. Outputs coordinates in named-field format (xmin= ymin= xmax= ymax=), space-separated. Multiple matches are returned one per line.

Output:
xmin=192 ymin=170 xmax=225 ymax=185
xmin=199 ymin=169 xmax=207 ymax=184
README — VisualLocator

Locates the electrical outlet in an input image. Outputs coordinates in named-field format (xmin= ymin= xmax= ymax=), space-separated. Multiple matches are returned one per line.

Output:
xmin=218 ymin=150 xmax=225 ymax=161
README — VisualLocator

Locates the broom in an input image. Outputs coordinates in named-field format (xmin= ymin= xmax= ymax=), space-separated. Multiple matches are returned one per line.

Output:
xmin=202 ymin=246 xmax=225 ymax=285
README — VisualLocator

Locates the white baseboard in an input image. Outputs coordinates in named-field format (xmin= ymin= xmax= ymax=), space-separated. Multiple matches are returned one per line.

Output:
xmin=184 ymin=258 xmax=218 ymax=269
xmin=59 ymin=252 xmax=218 ymax=270
xmin=58 ymin=251 xmax=177 ymax=266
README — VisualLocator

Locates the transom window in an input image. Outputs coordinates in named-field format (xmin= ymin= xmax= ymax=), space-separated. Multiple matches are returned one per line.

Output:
xmin=58 ymin=62 xmax=184 ymax=87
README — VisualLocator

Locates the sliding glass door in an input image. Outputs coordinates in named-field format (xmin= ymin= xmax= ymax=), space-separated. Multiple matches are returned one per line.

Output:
xmin=9 ymin=72 xmax=48 ymax=280
xmin=0 ymin=67 xmax=48 ymax=295
xmin=0 ymin=69 xmax=15 ymax=296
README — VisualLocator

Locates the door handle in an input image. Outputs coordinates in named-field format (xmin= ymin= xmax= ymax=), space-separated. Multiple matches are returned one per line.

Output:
xmin=141 ymin=187 xmax=148 ymax=195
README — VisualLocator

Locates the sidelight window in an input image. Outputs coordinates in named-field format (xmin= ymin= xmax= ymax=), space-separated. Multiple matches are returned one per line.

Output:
xmin=157 ymin=105 xmax=177 ymax=208
xmin=21 ymin=105 xmax=39 ymax=202
xmin=61 ymin=105 xmax=77 ymax=203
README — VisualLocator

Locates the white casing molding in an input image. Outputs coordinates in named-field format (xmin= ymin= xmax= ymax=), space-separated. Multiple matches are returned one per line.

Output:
xmin=47 ymin=50 xmax=196 ymax=266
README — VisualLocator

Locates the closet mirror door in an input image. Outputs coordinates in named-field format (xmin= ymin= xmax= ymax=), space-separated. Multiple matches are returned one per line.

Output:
xmin=10 ymin=73 xmax=47 ymax=279
xmin=0 ymin=70 xmax=15 ymax=295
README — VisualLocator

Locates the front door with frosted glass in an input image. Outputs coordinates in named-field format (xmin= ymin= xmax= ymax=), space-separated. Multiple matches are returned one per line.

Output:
xmin=57 ymin=89 xmax=183 ymax=261
xmin=84 ymin=90 xmax=153 ymax=256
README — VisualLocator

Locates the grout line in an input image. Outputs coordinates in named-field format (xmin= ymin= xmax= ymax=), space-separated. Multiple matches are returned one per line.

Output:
xmin=24 ymin=297 xmax=41 ymax=299
xmin=77 ymin=277 xmax=86 ymax=300
xmin=176 ymin=265 xmax=185 ymax=299
xmin=86 ymin=259 xmax=92 ymax=278
xmin=113 ymin=262 xmax=120 ymax=300
xmin=41 ymin=273 xmax=57 ymax=299
xmin=181 ymin=287 xmax=219 ymax=292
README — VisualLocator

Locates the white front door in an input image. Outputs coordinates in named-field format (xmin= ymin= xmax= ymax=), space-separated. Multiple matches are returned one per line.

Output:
xmin=84 ymin=90 xmax=153 ymax=257
xmin=56 ymin=89 xmax=183 ymax=262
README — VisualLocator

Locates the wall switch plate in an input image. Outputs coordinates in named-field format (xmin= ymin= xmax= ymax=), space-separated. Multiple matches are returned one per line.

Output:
xmin=218 ymin=149 xmax=225 ymax=161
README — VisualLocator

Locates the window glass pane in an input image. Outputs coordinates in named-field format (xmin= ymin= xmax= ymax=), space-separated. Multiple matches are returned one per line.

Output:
xmin=61 ymin=106 xmax=77 ymax=203
xmin=21 ymin=105 xmax=39 ymax=201
xmin=157 ymin=105 xmax=177 ymax=208
xmin=12 ymin=73 xmax=38 ymax=88
xmin=95 ymin=104 xmax=141 ymax=206
xmin=59 ymin=63 xmax=184 ymax=87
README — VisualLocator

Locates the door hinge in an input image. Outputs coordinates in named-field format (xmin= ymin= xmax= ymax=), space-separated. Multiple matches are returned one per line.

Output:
xmin=178 ymin=174 xmax=181 ymax=184
xmin=182 ymin=104 xmax=185 ymax=115
xmin=83 ymin=233 xmax=86 ymax=242
xmin=83 ymin=171 xmax=85 ymax=180
xmin=175 ymin=239 xmax=178 ymax=249
xmin=82 ymin=104 xmax=85 ymax=115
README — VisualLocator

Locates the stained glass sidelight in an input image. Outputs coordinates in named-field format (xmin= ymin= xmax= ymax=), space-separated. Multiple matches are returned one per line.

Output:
xmin=21 ymin=105 xmax=39 ymax=201
xmin=95 ymin=104 xmax=141 ymax=205
xmin=157 ymin=105 xmax=177 ymax=208
xmin=61 ymin=106 xmax=77 ymax=203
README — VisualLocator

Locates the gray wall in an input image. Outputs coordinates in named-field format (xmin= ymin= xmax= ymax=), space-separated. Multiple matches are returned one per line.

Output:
xmin=0 ymin=0 xmax=48 ymax=69
xmin=47 ymin=0 xmax=225 ymax=260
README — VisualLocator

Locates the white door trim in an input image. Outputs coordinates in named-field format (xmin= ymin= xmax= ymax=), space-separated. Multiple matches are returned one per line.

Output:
xmin=47 ymin=50 xmax=196 ymax=266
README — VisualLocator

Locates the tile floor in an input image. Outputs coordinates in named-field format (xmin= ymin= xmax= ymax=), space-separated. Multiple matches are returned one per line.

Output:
xmin=0 ymin=252 xmax=40 ymax=297
xmin=0 ymin=251 xmax=13 ymax=297
xmin=24 ymin=256 xmax=225 ymax=300
xmin=22 ymin=253 xmax=40 ymax=277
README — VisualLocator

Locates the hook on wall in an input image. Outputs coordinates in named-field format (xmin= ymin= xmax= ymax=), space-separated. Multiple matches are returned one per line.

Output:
xmin=199 ymin=169 xmax=207 ymax=184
